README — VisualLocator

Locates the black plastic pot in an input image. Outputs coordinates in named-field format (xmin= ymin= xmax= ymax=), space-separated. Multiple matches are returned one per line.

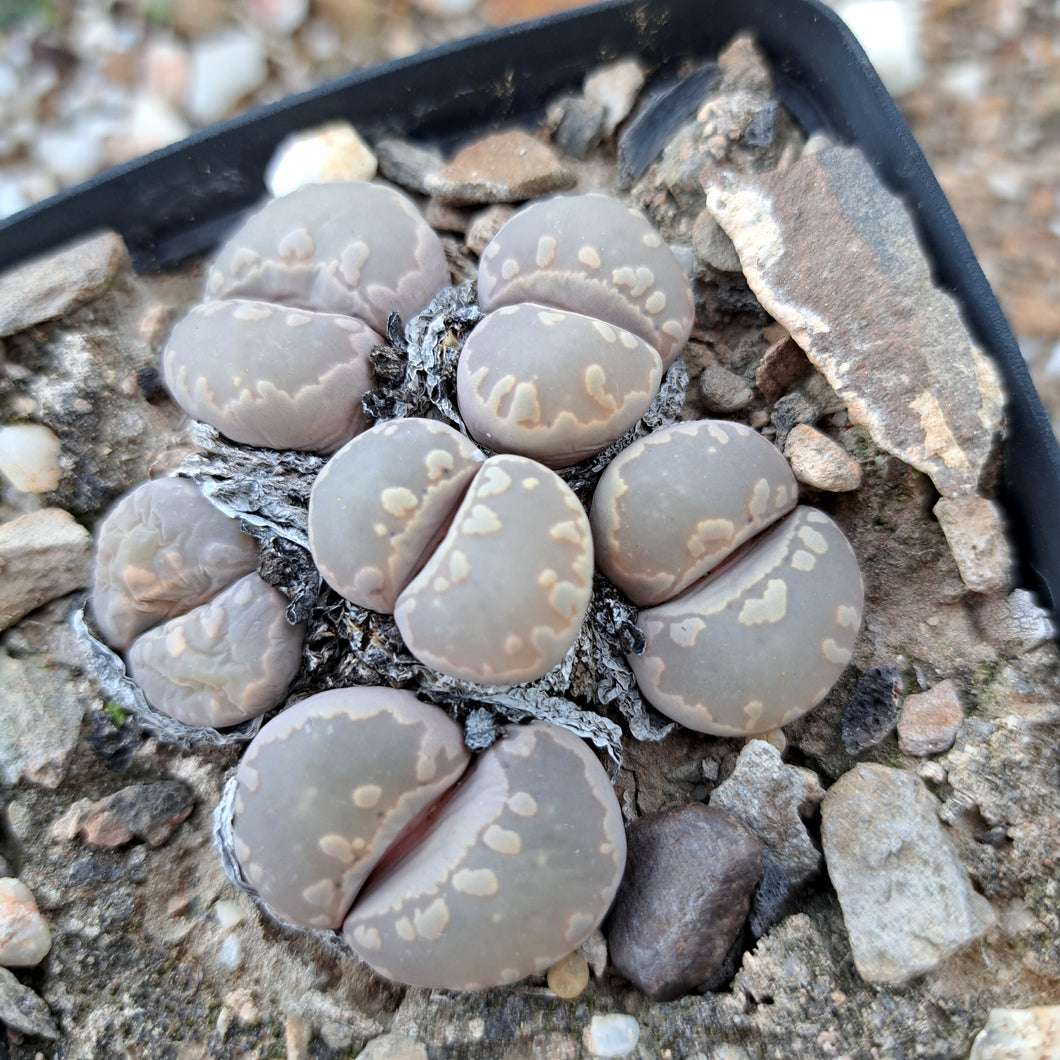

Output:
xmin=2 ymin=0 xmax=1058 ymax=615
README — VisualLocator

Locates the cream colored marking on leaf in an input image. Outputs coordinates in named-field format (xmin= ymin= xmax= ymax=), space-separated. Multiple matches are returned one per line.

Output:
xmin=522 ymin=476 xmax=541 ymax=490
xmin=448 ymin=550 xmax=471 ymax=584
xmin=339 ymin=240 xmax=370 ymax=286
xmin=742 ymin=699 xmax=764 ymax=723
xmin=351 ymin=924 xmax=382 ymax=950
xmin=791 ymin=549 xmax=816 ymax=572
xmin=508 ymin=791 xmax=538 ymax=817
xmin=644 ymin=290 xmax=666 ymax=314
xmin=501 ymin=258 xmax=521 ymax=280
xmin=688 ymin=518 xmax=735 ymax=558
xmin=319 ymin=833 xmax=354 ymax=860
xmin=395 ymin=916 xmax=416 ymax=942
xmin=415 ymin=750 xmax=437 ymax=783
xmin=536 ymin=235 xmax=557 ymax=268
xmin=425 ymin=448 xmax=455 ymax=481
xmin=483 ymin=824 xmax=522 ymax=856
xmin=537 ymin=309 xmax=566 ymax=326
xmin=706 ymin=422 xmax=729 ymax=444
xmin=775 ymin=484 xmax=790 ymax=508
xmin=486 ymin=374 xmax=517 ymax=408
xmin=565 ymin=912 xmax=595 ymax=943
xmin=738 ymin=578 xmax=788 ymax=625
xmin=822 ymin=638 xmax=852 ymax=665
xmin=414 ymin=898 xmax=450 ymax=941
xmin=599 ymin=841 xmax=615 ymax=856
xmin=477 ymin=464 xmax=513 ymax=497
xmin=836 ymin=604 xmax=860 ymax=628
xmin=669 ymin=617 xmax=706 ymax=647
xmin=462 ymin=504 xmax=502 ymax=536
xmin=549 ymin=581 xmax=583 ymax=619
xmin=285 ymin=312 xmax=313 ymax=328
xmin=166 ymin=626 xmax=187 ymax=658
xmin=453 ymin=868 xmax=499 ymax=897
xmin=504 ymin=634 xmax=523 ymax=656
xmin=662 ymin=319 xmax=685 ymax=339
xmin=374 ymin=523 xmax=388 ymax=537
xmin=240 ymin=765 xmax=261 ymax=794
xmin=246 ymin=862 xmax=264 ymax=888
xmin=432 ymin=576 xmax=450 ymax=594
xmin=381 ymin=487 xmax=419 ymax=518
xmin=509 ymin=383 xmax=542 ymax=425
xmin=278 ymin=228 xmax=314 ymax=261
xmin=748 ymin=478 xmax=770 ymax=519
xmin=352 ymin=784 xmax=383 ymax=809
xmin=232 ymin=302 xmax=273 ymax=322
xmin=484 ymin=242 xmax=500 ymax=260
xmin=592 ymin=320 xmax=618 ymax=343
xmin=642 ymin=232 xmax=662 ymax=249
xmin=302 ymin=879 xmax=335 ymax=908
xmin=549 ymin=520 xmax=583 ymax=545
xmin=584 ymin=363 xmax=618 ymax=411
xmin=797 ymin=525 xmax=829 ymax=555
xmin=612 ymin=264 xmax=654 ymax=297
xmin=351 ymin=837 xmax=366 ymax=852
xmin=578 ymin=246 xmax=602 ymax=269
xmin=538 ymin=568 xmax=558 ymax=588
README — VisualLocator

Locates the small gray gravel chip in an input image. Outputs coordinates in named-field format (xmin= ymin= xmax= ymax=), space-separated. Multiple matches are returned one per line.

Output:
xmin=91 ymin=477 xmax=258 ymax=652
xmin=204 ymin=181 xmax=450 ymax=335
xmin=590 ymin=419 xmax=798 ymax=607
xmin=477 ymin=193 xmax=695 ymax=365
xmin=630 ymin=506 xmax=864 ymax=737
xmin=343 ymin=720 xmax=626 ymax=990
xmin=232 ymin=687 xmax=471 ymax=930
xmin=607 ymin=803 xmax=762 ymax=1001
xmin=127 ymin=573 xmax=304 ymax=729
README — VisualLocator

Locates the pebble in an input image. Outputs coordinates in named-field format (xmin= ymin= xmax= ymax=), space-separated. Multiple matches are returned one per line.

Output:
xmin=692 ymin=210 xmax=743 ymax=274
xmin=186 ymin=27 xmax=268 ymax=125
xmin=974 ymin=588 xmax=1057 ymax=656
xmin=0 ymin=965 xmax=59 ymax=1040
xmin=355 ymin=1033 xmax=429 ymax=1060
xmin=546 ymin=951 xmax=590 ymax=999
xmin=784 ymin=423 xmax=863 ymax=491
xmin=0 ymin=230 xmax=130 ymax=338
xmin=0 ymin=878 xmax=52 ymax=967
xmin=285 ymin=1013 xmax=311 ymax=1060
xmin=426 ymin=128 xmax=576 ymax=206
xmin=709 ymin=739 xmax=824 ymax=889
xmin=606 ymin=803 xmax=762 ymax=1000
xmin=698 ymin=357 xmax=755 ymax=414
xmin=78 ymin=780 xmax=195 ymax=848
xmin=821 ymin=763 xmax=995 ymax=984
xmin=969 ymin=1006 xmax=1060 ymax=1060
xmin=375 ymin=138 xmax=444 ymax=195
xmin=834 ymin=0 xmax=925 ymax=97
xmin=933 ymin=494 xmax=1014 ymax=594
xmin=265 ymin=121 xmax=378 ymax=197
xmin=754 ymin=333 xmax=811 ymax=404
xmin=582 ymin=1014 xmax=640 ymax=1059
xmin=465 ymin=204 xmax=515 ymax=257
xmin=898 ymin=678 xmax=964 ymax=757
xmin=110 ymin=94 xmax=190 ymax=164
xmin=142 ymin=35 xmax=191 ymax=105
xmin=0 ymin=508 xmax=94 ymax=631
xmin=583 ymin=58 xmax=645 ymax=136
xmin=244 ymin=0 xmax=310 ymax=34
xmin=0 ymin=423 xmax=63 ymax=493
xmin=841 ymin=664 xmax=903 ymax=755
xmin=550 ymin=96 xmax=606 ymax=159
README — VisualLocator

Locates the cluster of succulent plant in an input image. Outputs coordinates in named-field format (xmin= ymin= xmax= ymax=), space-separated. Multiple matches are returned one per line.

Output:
xmin=86 ymin=178 xmax=865 ymax=994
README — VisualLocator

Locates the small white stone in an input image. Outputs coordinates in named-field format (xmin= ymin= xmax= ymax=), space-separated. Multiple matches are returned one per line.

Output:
xmin=218 ymin=932 xmax=242 ymax=970
xmin=0 ymin=424 xmax=63 ymax=493
xmin=784 ymin=423 xmax=862 ymax=492
xmin=213 ymin=899 xmax=246 ymax=930
xmin=109 ymin=95 xmax=191 ymax=164
xmin=186 ymin=28 xmax=268 ymax=125
xmin=244 ymin=0 xmax=310 ymax=33
xmin=582 ymin=1014 xmax=640 ymax=1058
xmin=411 ymin=0 xmax=479 ymax=15
xmin=265 ymin=121 xmax=378 ymax=197
xmin=0 ymin=877 xmax=52 ymax=967
xmin=142 ymin=36 xmax=191 ymax=106
xmin=969 ymin=1006 xmax=1060 ymax=1060
xmin=833 ymin=0 xmax=924 ymax=97
xmin=584 ymin=59 xmax=646 ymax=135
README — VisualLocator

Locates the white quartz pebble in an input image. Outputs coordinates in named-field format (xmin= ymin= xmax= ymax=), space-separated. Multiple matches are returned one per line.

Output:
xmin=0 ymin=878 xmax=52 ymax=967
xmin=0 ymin=423 xmax=62 ymax=493
xmin=582 ymin=1014 xmax=641 ymax=1058
xmin=265 ymin=121 xmax=378 ymax=197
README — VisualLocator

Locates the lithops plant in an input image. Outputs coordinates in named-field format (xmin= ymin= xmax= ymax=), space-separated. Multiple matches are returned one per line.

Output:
xmin=308 ymin=417 xmax=594 ymax=684
xmin=457 ymin=193 xmax=695 ymax=467
xmin=163 ymin=181 xmax=449 ymax=454
xmin=230 ymin=686 xmax=626 ymax=990
xmin=590 ymin=419 xmax=863 ymax=736
xmin=91 ymin=477 xmax=304 ymax=728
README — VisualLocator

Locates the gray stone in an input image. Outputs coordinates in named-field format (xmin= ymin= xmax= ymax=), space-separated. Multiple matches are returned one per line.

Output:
xmin=550 ymin=96 xmax=606 ymax=159
xmin=784 ymin=423 xmax=863 ymax=492
xmin=898 ymin=678 xmax=964 ymax=756
xmin=697 ymin=357 xmax=754 ymax=414
xmin=969 ymin=1006 xmax=1060 ymax=1060
xmin=0 ymin=507 xmax=94 ymax=631
xmin=0 ymin=230 xmax=129 ymax=337
xmin=934 ymin=494 xmax=1015 ymax=594
xmin=706 ymin=145 xmax=1005 ymax=499
xmin=583 ymin=58 xmax=645 ymax=135
xmin=355 ymin=1033 xmax=429 ymax=1060
xmin=78 ymin=780 xmax=195 ymax=848
xmin=821 ymin=763 xmax=995 ymax=984
xmin=0 ymin=965 xmax=59 ymax=1039
xmin=375 ymin=138 xmax=444 ymax=195
xmin=709 ymin=739 xmax=823 ymax=889
xmin=974 ymin=588 xmax=1056 ymax=655
xmin=427 ymin=129 xmax=576 ymax=206
xmin=692 ymin=210 xmax=743 ymax=273
xmin=841 ymin=664 xmax=903 ymax=755
xmin=0 ymin=651 xmax=85 ymax=788
xmin=754 ymin=334 xmax=810 ymax=404
xmin=607 ymin=803 xmax=762 ymax=1000
xmin=465 ymin=204 xmax=515 ymax=257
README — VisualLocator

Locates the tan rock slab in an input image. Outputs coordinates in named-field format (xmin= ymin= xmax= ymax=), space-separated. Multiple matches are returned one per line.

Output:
xmin=898 ymin=678 xmax=964 ymax=756
xmin=934 ymin=494 xmax=1014 ymax=594
xmin=784 ymin=423 xmax=863 ymax=492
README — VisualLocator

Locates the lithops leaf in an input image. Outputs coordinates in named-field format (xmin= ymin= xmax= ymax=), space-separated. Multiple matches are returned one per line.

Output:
xmin=456 ymin=303 xmax=663 ymax=468
xmin=343 ymin=720 xmax=626 ymax=990
xmin=591 ymin=420 xmax=798 ymax=606
xmin=91 ymin=478 xmax=258 ymax=651
xmin=477 ymin=193 xmax=694 ymax=365
xmin=231 ymin=687 xmax=470 ymax=929
xmin=630 ymin=506 xmax=864 ymax=736
xmin=394 ymin=454 xmax=594 ymax=684
xmin=205 ymin=181 xmax=450 ymax=334
xmin=127 ymin=573 xmax=304 ymax=728
xmin=162 ymin=299 xmax=378 ymax=454
xmin=308 ymin=418 xmax=485 ymax=613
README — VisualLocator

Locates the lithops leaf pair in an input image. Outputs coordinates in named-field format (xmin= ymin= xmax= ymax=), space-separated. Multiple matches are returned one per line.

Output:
xmin=163 ymin=181 xmax=449 ymax=454
xmin=457 ymin=194 xmax=695 ymax=468
xmin=230 ymin=687 xmax=626 ymax=990
xmin=308 ymin=417 xmax=593 ymax=684
xmin=590 ymin=419 xmax=863 ymax=736
xmin=91 ymin=477 xmax=304 ymax=728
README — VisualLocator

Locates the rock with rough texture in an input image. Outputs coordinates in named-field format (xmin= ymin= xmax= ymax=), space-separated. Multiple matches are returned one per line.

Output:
xmin=355 ymin=1034 xmax=429 ymax=1060
xmin=974 ymin=588 xmax=1057 ymax=655
xmin=0 ymin=878 xmax=51 ymax=967
xmin=0 ymin=230 xmax=129 ymax=337
xmin=933 ymin=494 xmax=1014 ymax=594
xmin=969 ymin=1006 xmax=1060 ymax=1060
xmin=697 ymin=357 xmax=754 ymax=414
xmin=0 ymin=423 xmax=63 ymax=492
xmin=898 ymin=678 xmax=964 ymax=756
xmin=0 ymin=966 xmax=59 ymax=1040
xmin=706 ymin=144 xmax=1004 ymax=499
xmin=841 ymin=664 xmax=903 ymax=755
xmin=427 ymin=129 xmax=576 ymax=206
xmin=709 ymin=739 xmax=823 ymax=888
xmin=692 ymin=210 xmax=743 ymax=273
xmin=607 ymin=803 xmax=762 ymax=1000
xmin=755 ymin=334 xmax=811 ymax=404
xmin=0 ymin=508 xmax=93 ymax=631
xmin=784 ymin=423 xmax=863 ymax=492
xmin=584 ymin=59 xmax=645 ymax=136
xmin=78 ymin=780 xmax=195 ymax=848
xmin=821 ymin=763 xmax=995 ymax=984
